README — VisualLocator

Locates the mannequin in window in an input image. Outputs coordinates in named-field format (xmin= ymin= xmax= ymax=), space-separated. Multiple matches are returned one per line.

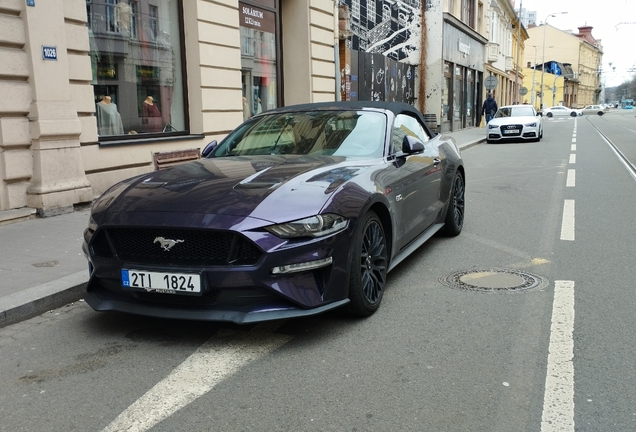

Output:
xmin=142 ymin=96 xmax=162 ymax=132
xmin=96 ymin=95 xmax=124 ymax=136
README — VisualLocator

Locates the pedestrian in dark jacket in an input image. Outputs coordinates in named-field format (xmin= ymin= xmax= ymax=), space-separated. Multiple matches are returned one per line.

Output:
xmin=482 ymin=93 xmax=497 ymax=123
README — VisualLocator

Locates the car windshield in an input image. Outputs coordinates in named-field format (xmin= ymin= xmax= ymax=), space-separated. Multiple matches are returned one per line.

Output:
xmin=210 ymin=110 xmax=387 ymax=158
xmin=495 ymin=106 xmax=536 ymax=118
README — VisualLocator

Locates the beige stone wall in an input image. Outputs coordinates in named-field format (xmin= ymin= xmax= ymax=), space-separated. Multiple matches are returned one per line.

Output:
xmin=0 ymin=0 xmax=31 ymax=211
xmin=0 ymin=0 xmax=336 ymax=212
xmin=282 ymin=0 xmax=336 ymax=105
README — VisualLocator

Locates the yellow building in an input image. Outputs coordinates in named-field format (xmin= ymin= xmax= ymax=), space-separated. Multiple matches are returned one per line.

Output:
xmin=522 ymin=67 xmax=565 ymax=110
xmin=525 ymin=24 xmax=602 ymax=108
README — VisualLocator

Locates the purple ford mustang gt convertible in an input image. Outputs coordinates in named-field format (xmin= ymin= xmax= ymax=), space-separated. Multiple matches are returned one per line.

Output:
xmin=83 ymin=101 xmax=465 ymax=324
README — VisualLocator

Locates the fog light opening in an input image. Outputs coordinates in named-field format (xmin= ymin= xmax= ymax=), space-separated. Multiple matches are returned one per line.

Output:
xmin=271 ymin=257 xmax=333 ymax=275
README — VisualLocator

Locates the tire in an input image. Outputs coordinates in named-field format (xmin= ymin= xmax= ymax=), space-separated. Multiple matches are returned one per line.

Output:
xmin=570 ymin=112 xmax=577 ymax=117
xmin=598 ymin=112 xmax=604 ymax=116
xmin=440 ymin=172 xmax=465 ymax=237
xmin=547 ymin=112 xmax=553 ymax=118
xmin=347 ymin=212 xmax=388 ymax=317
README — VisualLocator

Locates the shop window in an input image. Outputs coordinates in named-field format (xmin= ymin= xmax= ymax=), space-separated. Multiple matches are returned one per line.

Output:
xmin=240 ymin=2 xmax=278 ymax=121
xmin=88 ymin=0 xmax=187 ymax=140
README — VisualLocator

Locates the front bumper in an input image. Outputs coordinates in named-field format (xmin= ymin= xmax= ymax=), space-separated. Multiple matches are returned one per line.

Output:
xmin=487 ymin=124 xmax=539 ymax=141
xmin=83 ymin=221 xmax=354 ymax=324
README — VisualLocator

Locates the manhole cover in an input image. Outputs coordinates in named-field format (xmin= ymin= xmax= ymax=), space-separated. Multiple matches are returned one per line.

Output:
xmin=439 ymin=269 xmax=549 ymax=293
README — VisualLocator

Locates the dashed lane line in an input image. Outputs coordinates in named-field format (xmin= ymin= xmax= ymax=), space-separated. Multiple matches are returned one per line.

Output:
xmin=560 ymin=200 xmax=575 ymax=241
xmin=541 ymin=280 xmax=575 ymax=432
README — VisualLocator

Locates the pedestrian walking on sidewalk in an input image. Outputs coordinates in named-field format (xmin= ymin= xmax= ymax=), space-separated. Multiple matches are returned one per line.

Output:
xmin=482 ymin=93 xmax=497 ymax=124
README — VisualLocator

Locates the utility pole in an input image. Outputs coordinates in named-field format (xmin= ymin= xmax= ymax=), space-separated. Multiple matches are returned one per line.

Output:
xmin=515 ymin=0 xmax=522 ymax=104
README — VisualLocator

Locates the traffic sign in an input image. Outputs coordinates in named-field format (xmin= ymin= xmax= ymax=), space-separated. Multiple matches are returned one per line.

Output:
xmin=519 ymin=87 xmax=528 ymax=96
xmin=485 ymin=76 xmax=498 ymax=90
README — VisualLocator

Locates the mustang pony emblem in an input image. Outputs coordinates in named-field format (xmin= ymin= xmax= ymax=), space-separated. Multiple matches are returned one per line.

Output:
xmin=153 ymin=237 xmax=184 ymax=251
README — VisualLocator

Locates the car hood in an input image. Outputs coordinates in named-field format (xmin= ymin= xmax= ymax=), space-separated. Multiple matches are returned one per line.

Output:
xmin=490 ymin=116 xmax=540 ymax=126
xmin=93 ymin=155 xmax=374 ymax=224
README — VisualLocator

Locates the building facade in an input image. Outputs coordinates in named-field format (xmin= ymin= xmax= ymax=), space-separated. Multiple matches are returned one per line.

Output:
xmin=422 ymin=0 xmax=489 ymax=132
xmin=525 ymin=24 xmax=602 ymax=108
xmin=481 ymin=0 xmax=525 ymax=113
xmin=0 ymin=0 xmax=337 ymax=215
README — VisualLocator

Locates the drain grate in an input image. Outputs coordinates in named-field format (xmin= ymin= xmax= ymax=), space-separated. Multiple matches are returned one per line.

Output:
xmin=439 ymin=269 xmax=549 ymax=294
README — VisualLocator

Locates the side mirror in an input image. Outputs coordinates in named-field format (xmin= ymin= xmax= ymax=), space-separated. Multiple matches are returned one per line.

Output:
xmin=402 ymin=135 xmax=424 ymax=154
xmin=202 ymin=140 xmax=218 ymax=157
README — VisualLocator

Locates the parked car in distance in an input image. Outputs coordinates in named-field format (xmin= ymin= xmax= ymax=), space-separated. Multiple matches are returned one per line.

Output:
xmin=580 ymin=104 xmax=609 ymax=116
xmin=543 ymin=106 xmax=579 ymax=118
xmin=82 ymin=101 xmax=466 ymax=324
xmin=487 ymin=105 xmax=543 ymax=144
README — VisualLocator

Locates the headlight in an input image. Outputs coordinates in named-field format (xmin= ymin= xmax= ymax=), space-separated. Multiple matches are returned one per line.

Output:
xmin=488 ymin=123 xmax=498 ymax=129
xmin=525 ymin=122 xmax=537 ymax=127
xmin=265 ymin=214 xmax=348 ymax=238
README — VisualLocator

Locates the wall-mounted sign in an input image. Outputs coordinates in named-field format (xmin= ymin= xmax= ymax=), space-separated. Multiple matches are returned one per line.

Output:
xmin=458 ymin=40 xmax=470 ymax=56
xmin=239 ymin=3 xmax=275 ymax=33
xmin=26 ymin=0 xmax=35 ymax=6
xmin=42 ymin=46 xmax=57 ymax=61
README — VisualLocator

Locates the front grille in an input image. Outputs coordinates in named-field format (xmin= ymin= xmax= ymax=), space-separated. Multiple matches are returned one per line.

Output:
xmin=499 ymin=124 xmax=523 ymax=137
xmin=91 ymin=227 xmax=263 ymax=266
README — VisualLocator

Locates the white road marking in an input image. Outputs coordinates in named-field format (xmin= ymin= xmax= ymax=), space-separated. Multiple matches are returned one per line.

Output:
xmin=570 ymin=144 xmax=576 ymax=151
xmin=571 ymin=138 xmax=576 ymax=143
xmin=541 ymin=280 xmax=575 ymax=432
xmin=566 ymin=169 xmax=575 ymax=187
xmin=101 ymin=324 xmax=292 ymax=432
xmin=560 ymin=200 xmax=575 ymax=241
xmin=569 ymin=154 xmax=576 ymax=164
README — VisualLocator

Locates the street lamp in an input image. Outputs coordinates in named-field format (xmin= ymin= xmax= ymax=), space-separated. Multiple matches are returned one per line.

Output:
xmin=540 ymin=12 xmax=568 ymax=109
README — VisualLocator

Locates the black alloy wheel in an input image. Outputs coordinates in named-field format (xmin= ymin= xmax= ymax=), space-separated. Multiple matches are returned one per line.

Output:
xmin=547 ymin=112 xmax=553 ymax=118
xmin=441 ymin=172 xmax=465 ymax=237
xmin=347 ymin=212 xmax=388 ymax=317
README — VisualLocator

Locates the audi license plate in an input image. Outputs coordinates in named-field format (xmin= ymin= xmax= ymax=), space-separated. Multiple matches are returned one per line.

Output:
xmin=503 ymin=129 xmax=519 ymax=134
xmin=121 ymin=269 xmax=201 ymax=293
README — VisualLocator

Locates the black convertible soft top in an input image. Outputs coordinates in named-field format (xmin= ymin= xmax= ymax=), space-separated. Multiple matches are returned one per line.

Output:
xmin=262 ymin=101 xmax=436 ymax=136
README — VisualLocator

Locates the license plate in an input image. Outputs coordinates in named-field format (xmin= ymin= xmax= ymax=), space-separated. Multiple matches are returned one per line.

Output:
xmin=503 ymin=129 xmax=519 ymax=134
xmin=121 ymin=269 xmax=201 ymax=293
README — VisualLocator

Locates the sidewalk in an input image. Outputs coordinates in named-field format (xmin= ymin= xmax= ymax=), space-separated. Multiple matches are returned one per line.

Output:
xmin=0 ymin=127 xmax=485 ymax=328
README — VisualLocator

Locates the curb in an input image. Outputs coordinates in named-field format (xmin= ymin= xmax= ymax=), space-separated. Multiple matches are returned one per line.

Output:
xmin=0 ymin=271 xmax=88 ymax=329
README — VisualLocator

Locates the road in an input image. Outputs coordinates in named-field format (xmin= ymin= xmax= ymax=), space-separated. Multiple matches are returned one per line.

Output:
xmin=1 ymin=111 xmax=636 ymax=431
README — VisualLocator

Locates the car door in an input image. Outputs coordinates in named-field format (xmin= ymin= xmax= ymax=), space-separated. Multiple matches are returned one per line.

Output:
xmin=386 ymin=114 xmax=442 ymax=250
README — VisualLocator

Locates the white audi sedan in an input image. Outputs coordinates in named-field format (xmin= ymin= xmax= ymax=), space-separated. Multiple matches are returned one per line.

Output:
xmin=486 ymin=105 xmax=543 ymax=144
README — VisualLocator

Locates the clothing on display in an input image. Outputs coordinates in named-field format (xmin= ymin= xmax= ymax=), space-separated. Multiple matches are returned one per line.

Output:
xmin=96 ymin=96 xmax=124 ymax=135
xmin=141 ymin=96 xmax=162 ymax=133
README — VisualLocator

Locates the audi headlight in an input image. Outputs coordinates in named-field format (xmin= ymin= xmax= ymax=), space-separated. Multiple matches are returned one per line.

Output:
xmin=525 ymin=122 xmax=537 ymax=127
xmin=265 ymin=214 xmax=348 ymax=238
xmin=488 ymin=123 xmax=498 ymax=129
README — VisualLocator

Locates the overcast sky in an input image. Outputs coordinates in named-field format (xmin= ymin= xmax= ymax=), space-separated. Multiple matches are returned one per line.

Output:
xmin=520 ymin=0 xmax=636 ymax=87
